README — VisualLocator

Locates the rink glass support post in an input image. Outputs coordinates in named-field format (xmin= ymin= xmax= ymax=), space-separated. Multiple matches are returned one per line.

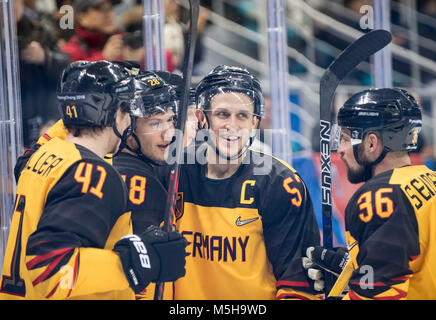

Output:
xmin=0 ymin=0 xmax=24 ymax=271
xmin=267 ymin=0 xmax=293 ymax=165
xmin=373 ymin=0 xmax=392 ymax=88
xmin=143 ymin=0 xmax=166 ymax=70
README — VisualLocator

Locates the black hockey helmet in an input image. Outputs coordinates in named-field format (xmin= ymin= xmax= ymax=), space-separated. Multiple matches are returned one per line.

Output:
xmin=337 ymin=88 xmax=422 ymax=153
xmin=153 ymin=71 xmax=196 ymax=107
xmin=57 ymin=60 xmax=136 ymax=127
xmin=122 ymin=70 xmax=179 ymax=163
xmin=153 ymin=70 xmax=184 ymax=100
xmin=132 ymin=70 xmax=179 ymax=117
xmin=196 ymin=65 xmax=265 ymax=118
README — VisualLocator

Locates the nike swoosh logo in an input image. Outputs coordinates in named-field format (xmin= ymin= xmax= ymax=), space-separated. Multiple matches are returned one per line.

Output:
xmin=348 ymin=241 xmax=358 ymax=251
xmin=235 ymin=216 xmax=259 ymax=226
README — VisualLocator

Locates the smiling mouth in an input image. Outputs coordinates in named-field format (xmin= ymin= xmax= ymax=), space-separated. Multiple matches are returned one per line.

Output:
xmin=220 ymin=136 xmax=240 ymax=143
xmin=158 ymin=143 xmax=170 ymax=151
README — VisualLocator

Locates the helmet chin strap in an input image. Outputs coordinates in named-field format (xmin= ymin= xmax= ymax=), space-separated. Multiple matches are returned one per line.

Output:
xmin=113 ymin=115 xmax=135 ymax=156
xmin=130 ymin=132 xmax=163 ymax=166
xmin=115 ymin=126 xmax=163 ymax=166
xmin=352 ymin=143 xmax=387 ymax=181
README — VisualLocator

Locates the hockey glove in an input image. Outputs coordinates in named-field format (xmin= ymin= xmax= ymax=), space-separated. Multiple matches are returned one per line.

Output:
xmin=114 ymin=225 xmax=188 ymax=294
xmin=302 ymin=246 xmax=349 ymax=292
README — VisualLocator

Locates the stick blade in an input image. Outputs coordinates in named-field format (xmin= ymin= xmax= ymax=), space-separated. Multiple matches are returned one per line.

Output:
xmin=327 ymin=29 xmax=392 ymax=81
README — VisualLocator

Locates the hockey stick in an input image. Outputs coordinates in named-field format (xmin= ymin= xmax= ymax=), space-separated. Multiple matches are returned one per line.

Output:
xmin=154 ymin=0 xmax=199 ymax=300
xmin=319 ymin=29 xmax=392 ymax=296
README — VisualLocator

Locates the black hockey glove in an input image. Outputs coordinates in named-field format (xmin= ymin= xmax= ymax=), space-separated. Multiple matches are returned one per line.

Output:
xmin=114 ymin=225 xmax=188 ymax=294
xmin=302 ymin=246 xmax=349 ymax=292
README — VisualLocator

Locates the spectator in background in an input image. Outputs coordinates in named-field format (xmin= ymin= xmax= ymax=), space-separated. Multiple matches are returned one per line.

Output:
xmin=119 ymin=0 xmax=176 ymax=71
xmin=61 ymin=0 xmax=123 ymax=61
xmin=120 ymin=0 xmax=210 ymax=73
xmin=53 ymin=0 xmax=75 ymax=47
xmin=23 ymin=0 xmax=58 ymax=41
xmin=177 ymin=0 xmax=211 ymax=74
xmin=121 ymin=30 xmax=145 ymax=64
xmin=15 ymin=0 xmax=70 ymax=147
xmin=164 ymin=0 xmax=185 ymax=69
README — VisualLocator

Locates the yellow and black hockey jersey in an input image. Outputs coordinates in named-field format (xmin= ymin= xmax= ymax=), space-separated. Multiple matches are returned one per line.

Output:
xmin=159 ymin=145 xmax=321 ymax=300
xmin=112 ymin=151 xmax=172 ymax=300
xmin=112 ymin=152 xmax=167 ymax=234
xmin=0 ymin=137 xmax=134 ymax=300
xmin=343 ymin=165 xmax=436 ymax=300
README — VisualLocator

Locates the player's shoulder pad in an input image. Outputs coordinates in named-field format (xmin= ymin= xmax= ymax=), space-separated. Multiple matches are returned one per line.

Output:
xmin=36 ymin=119 xmax=68 ymax=146
xmin=248 ymin=149 xmax=300 ymax=179
xmin=248 ymin=150 xmax=308 ymax=198
xmin=348 ymin=169 xmax=395 ymax=203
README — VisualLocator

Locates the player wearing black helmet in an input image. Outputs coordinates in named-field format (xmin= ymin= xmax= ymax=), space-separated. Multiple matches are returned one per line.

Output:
xmin=159 ymin=65 xmax=321 ymax=299
xmin=303 ymin=88 xmax=436 ymax=299
xmin=337 ymin=88 xmax=422 ymax=183
xmin=112 ymin=70 xmax=180 ymax=232
xmin=111 ymin=70 xmax=185 ymax=299
xmin=195 ymin=65 xmax=265 ymax=161
xmin=0 ymin=61 xmax=187 ymax=299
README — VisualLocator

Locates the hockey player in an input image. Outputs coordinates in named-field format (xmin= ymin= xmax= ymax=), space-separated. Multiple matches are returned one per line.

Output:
xmin=110 ymin=70 xmax=182 ymax=300
xmin=113 ymin=70 xmax=180 ymax=234
xmin=0 ymin=61 xmax=187 ymax=299
xmin=304 ymin=88 xmax=436 ymax=299
xmin=161 ymin=65 xmax=321 ymax=299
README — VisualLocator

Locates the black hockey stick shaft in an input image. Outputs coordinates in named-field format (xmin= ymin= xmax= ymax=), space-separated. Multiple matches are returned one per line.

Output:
xmin=154 ymin=0 xmax=199 ymax=300
xmin=319 ymin=29 xmax=392 ymax=296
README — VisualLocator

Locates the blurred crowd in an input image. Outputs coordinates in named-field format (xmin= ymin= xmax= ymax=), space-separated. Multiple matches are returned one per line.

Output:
xmin=15 ymin=0 xmax=211 ymax=147
xmin=222 ymin=0 xmax=436 ymax=167
xmin=222 ymin=0 xmax=436 ymax=87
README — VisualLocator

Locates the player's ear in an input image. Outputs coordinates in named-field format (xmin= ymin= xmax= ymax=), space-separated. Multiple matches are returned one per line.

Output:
xmin=251 ymin=115 xmax=259 ymax=128
xmin=367 ymin=132 xmax=382 ymax=153
xmin=195 ymin=109 xmax=206 ymax=128
xmin=115 ymin=108 xmax=131 ymax=132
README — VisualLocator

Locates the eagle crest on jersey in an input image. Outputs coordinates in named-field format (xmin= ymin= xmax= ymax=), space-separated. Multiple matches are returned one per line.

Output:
xmin=175 ymin=192 xmax=184 ymax=221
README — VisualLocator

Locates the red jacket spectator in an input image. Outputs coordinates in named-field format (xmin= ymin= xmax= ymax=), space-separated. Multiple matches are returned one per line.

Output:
xmin=61 ymin=26 xmax=122 ymax=61
xmin=121 ymin=30 xmax=176 ymax=72
xmin=61 ymin=0 xmax=123 ymax=62
xmin=63 ymin=26 xmax=176 ymax=71
xmin=63 ymin=0 xmax=175 ymax=71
